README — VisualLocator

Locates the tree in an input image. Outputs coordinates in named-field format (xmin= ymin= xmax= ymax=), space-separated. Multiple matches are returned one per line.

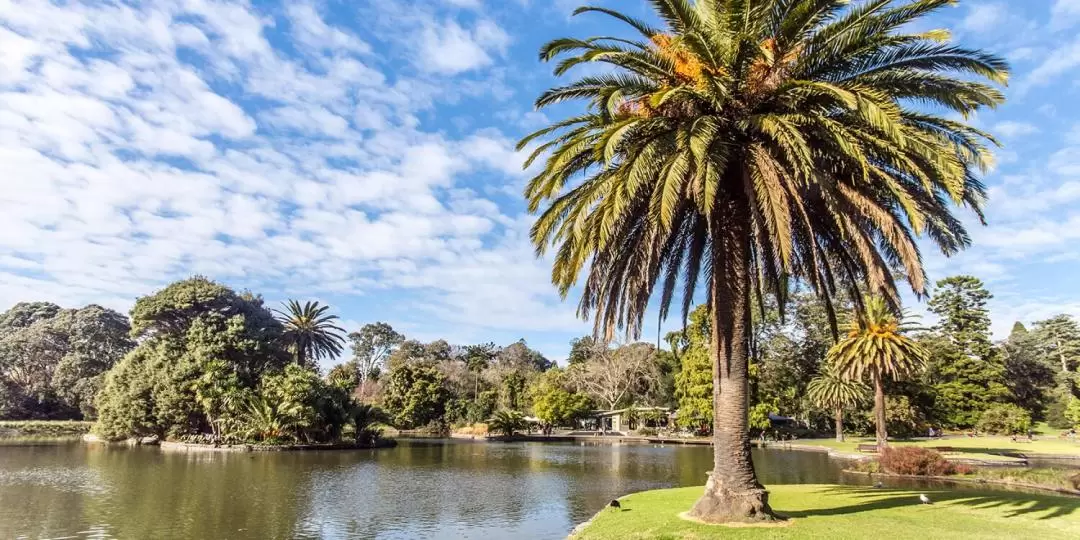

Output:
xmin=1000 ymin=323 xmax=1056 ymax=419
xmin=275 ymin=300 xmax=346 ymax=368
xmin=487 ymin=409 xmax=527 ymax=437
xmin=925 ymin=276 xmax=1010 ymax=427
xmin=568 ymin=336 xmax=601 ymax=365
xmin=1065 ymin=397 xmax=1080 ymax=429
xmin=828 ymin=298 xmax=929 ymax=449
xmin=95 ymin=277 xmax=289 ymax=439
xmin=0 ymin=303 xmax=132 ymax=420
xmin=464 ymin=342 xmax=497 ymax=400
xmin=568 ymin=342 xmax=660 ymax=410
xmin=522 ymin=0 xmax=1005 ymax=522
xmin=807 ymin=369 xmax=868 ymax=442
xmin=674 ymin=306 xmax=712 ymax=430
xmin=927 ymin=276 xmax=993 ymax=358
xmin=348 ymin=322 xmax=405 ymax=382
xmin=381 ymin=363 xmax=450 ymax=429
xmin=529 ymin=370 xmax=592 ymax=433
xmin=1032 ymin=315 xmax=1080 ymax=382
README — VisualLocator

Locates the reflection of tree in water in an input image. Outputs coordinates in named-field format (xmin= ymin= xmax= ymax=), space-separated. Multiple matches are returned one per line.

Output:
xmin=80 ymin=446 xmax=311 ymax=539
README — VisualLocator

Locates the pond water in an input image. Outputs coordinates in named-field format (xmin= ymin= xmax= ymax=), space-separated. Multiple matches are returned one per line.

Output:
xmin=0 ymin=438 xmax=1038 ymax=539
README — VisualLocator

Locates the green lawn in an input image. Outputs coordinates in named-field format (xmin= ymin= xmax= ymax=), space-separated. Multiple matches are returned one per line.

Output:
xmin=573 ymin=484 xmax=1080 ymax=540
xmin=800 ymin=435 xmax=1080 ymax=460
xmin=0 ymin=420 xmax=93 ymax=439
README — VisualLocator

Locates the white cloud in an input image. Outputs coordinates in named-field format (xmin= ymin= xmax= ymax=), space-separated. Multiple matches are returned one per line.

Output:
xmin=991 ymin=120 xmax=1039 ymax=138
xmin=418 ymin=19 xmax=509 ymax=74
xmin=961 ymin=3 xmax=1008 ymax=33
xmin=0 ymin=0 xmax=587 ymax=345
xmin=1020 ymin=36 xmax=1080 ymax=92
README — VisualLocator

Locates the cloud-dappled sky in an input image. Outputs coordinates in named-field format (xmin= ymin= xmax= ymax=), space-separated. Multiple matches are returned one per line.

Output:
xmin=3 ymin=0 xmax=1080 ymax=366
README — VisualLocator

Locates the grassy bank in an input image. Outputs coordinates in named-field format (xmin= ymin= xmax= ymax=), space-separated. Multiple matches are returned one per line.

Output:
xmin=967 ymin=468 xmax=1080 ymax=493
xmin=801 ymin=436 xmax=1080 ymax=459
xmin=573 ymin=484 xmax=1080 ymax=539
xmin=0 ymin=420 xmax=93 ymax=439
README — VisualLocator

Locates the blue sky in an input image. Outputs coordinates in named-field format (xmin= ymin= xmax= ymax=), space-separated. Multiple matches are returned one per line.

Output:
xmin=2 ymin=0 xmax=1080 ymax=367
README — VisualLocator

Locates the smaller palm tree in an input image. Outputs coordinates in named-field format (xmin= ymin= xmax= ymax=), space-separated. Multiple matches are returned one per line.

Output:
xmin=349 ymin=402 xmax=389 ymax=446
xmin=827 ymin=297 xmax=928 ymax=449
xmin=488 ymin=410 xmax=527 ymax=438
xmin=807 ymin=368 xmax=869 ymax=443
xmin=275 ymin=300 xmax=346 ymax=367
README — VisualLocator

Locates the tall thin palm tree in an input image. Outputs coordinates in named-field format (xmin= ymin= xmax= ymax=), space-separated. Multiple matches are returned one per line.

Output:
xmin=274 ymin=300 xmax=346 ymax=368
xmin=826 ymin=297 xmax=928 ymax=449
xmin=521 ymin=0 xmax=1005 ymax=523
xmin=807 ymin=367 xmax=868 ymax=442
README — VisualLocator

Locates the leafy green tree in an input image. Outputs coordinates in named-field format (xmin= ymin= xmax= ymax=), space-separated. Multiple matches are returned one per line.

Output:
xmin=95 ymin=277 xmax=289 ymax=440
xmin=348 ymin=322 xmax=405 ymax=382
xmin=807 ymin=368 xmax=868 ymax=442
xmin=0 ymin=302 xmax=133 ymax=420
xmin=976 ymin=404 xmax=1031 ymax=435
xmin=674 ymin=307 xmax=712 ymax=431
xmin=1000 ymin=322 xmax=1056 ymax=419
xmin=530 ymin=371 xmax=592 ymax=433
xmin=522 ymin=0 xmax=1004 ymax=522
xmin=464 ymin=342 xmax=497 ymax=400
xmin=568 ymin=336 xmax=601 ymax=365
xmin=381 ymin=363 xmax=450 ymax=429
xmin=828 ymin=298 xmax=928 ymax=449
xmin=487 ymin=409 xmax=527 ymax=437
xmin=1065 ymin=397 xmax=1080 ymax=429
xmin=924 ymin=276 xmax=1010 ymax=427
xmin=275 ymin=300 xmax=346 ymax=368
xmin=1032 ymin=315 xmax=1080 ymax=390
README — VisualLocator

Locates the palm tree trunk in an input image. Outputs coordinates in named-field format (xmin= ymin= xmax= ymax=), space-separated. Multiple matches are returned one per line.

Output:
xmin=688 ymin=202 xmax=775 ymax=523
xmin=873 ymin=370 xmax=888 ymax=449
xmin=835 ymin=407 xmax=844 ymax=443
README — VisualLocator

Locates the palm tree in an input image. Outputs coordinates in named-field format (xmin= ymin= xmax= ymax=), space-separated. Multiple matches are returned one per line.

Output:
xmin=488 ymin=410 xmax=527 ymax=438
xmin=826 ymin=297 xmax=928 ymax=449
xmin=274 ymin=300 xmax=346 ymax=368
xmin=807 ymin=367 xmax=868 ymax=442
xmin=521 ymin=0 xmax=1005 ymax=523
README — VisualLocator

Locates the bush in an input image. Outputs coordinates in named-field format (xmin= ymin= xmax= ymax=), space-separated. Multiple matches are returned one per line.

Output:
xmin=879 ymin=447 xmax=964 ymax=476
xmin=976 ymin=404 xmax=1032 ymax=435
xmin=636 ymin=427 xmax=658 ymax=437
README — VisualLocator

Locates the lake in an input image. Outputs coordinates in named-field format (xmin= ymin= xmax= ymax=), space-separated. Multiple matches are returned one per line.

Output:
xmin=0 ymin=438 xmax=995 ymax=539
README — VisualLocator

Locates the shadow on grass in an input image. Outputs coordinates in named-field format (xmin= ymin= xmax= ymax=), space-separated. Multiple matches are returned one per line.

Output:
xmin=782 ymin=485 xmax=1080 ymax=521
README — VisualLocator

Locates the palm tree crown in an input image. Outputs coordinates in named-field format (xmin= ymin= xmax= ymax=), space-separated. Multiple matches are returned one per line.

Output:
xmin=522 ymin=0 xmax=1006 ymax=523
xmin=522 ymin=0 xmax=1007 ymax=336
xmin=828 ymin=297 xmax=927 ymax=382
xmin=274 ymin=300 xmax=346 ymax=368
xmin=807 ymin=368 xmax=868 ymax=411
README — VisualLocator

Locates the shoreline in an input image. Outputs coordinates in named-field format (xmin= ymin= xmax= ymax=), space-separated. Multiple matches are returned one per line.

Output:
xmin=844 ymin=469 xmax=1080 ymax=497
xmin=159 ymin=440 xmax=395 ymax=452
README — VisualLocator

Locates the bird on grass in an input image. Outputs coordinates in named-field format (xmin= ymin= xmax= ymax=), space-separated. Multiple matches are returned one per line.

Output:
xmin=608 ymin=500 xmax=621 ymax=510
xmin=873 ymin=481 xmax=884 ymax=489
xmin=919 ymin=494 xmax=933 ymax=505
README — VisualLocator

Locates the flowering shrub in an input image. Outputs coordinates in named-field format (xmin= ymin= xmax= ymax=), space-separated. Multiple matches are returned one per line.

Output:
xmin=879 ymin=447 xmax=966 ymax=476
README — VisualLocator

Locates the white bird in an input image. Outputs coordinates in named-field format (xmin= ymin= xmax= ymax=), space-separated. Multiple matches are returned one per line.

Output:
xmin=919 ymin=494 xmax=933 ymax=505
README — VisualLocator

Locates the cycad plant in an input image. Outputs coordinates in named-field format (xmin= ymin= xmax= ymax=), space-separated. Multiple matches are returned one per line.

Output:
xmin=826 ymin=296 xmax=928 ymax=449
xmin=522 ymin=0 xmax=1005 ymax=522
xmin=488 ymin=410 xmax=527 ymax=438
xmin=807 ymin=367 xmax=869 ymax=442
xmin=275 ymin=300 xmax=346 ymax=368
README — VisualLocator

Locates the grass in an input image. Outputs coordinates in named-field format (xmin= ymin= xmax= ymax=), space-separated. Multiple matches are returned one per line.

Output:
xmin=0 ymin=420 xmax=93 ymax=439
xmin=967 ymin=468 xmax=1080 ymax=493
xmin=800 ymin=435 xmax=1080 ymax=460
xmin=573 ymin=484 xmax=1080 ymax=540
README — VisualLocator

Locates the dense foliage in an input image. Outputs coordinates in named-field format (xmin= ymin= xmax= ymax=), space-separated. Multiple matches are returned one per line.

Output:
xmin=0 ymin=302 xmax=133 ymax=420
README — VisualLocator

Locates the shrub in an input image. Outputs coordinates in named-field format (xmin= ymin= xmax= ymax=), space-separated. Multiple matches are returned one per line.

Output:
xmin=976 ymin=404 xmax=1032 ymax=435
xmin=879 ymin=447 xmax=964 ymax=476
xmin=636 ymin=427 xmax=658 ymax=437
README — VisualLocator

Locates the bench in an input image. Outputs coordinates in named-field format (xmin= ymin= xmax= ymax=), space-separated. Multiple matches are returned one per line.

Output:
xmin=856 ymin=444 xmax=879 ymax=453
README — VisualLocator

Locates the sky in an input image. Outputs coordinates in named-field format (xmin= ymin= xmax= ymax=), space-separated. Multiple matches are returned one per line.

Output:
xmin=2 ymin=0 xmax=1080 ymax=367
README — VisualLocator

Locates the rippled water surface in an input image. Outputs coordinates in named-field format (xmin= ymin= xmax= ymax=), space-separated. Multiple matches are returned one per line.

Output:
xmin=0 ymin=439 xmax=850 ymax=539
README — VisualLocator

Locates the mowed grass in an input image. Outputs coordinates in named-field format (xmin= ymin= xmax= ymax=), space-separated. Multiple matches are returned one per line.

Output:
xmin=802 ymin=435 xmax=1080 ymax=459
xmin=573 ymin=484 xmax=1080 ymax=540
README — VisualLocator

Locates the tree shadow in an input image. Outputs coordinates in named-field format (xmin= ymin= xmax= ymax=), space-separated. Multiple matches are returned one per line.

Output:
xmin=782 ymin=485 xmax=1080 ymax=521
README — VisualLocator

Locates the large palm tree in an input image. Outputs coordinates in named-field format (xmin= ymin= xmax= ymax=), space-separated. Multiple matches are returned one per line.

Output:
xmin=826 ymin=296 xmax=928 ymax=449
xmin=807 ymin=367 xmax=868 ymax=442
xmin=274 ymin=300 xmax=346 ymax=368
xmin=521 ymin=0 xmax=1006 ymax=523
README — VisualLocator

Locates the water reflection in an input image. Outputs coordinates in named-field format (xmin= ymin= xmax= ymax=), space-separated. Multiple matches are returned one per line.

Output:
xmin=0 ymin=439 xmax=899 ymax=539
